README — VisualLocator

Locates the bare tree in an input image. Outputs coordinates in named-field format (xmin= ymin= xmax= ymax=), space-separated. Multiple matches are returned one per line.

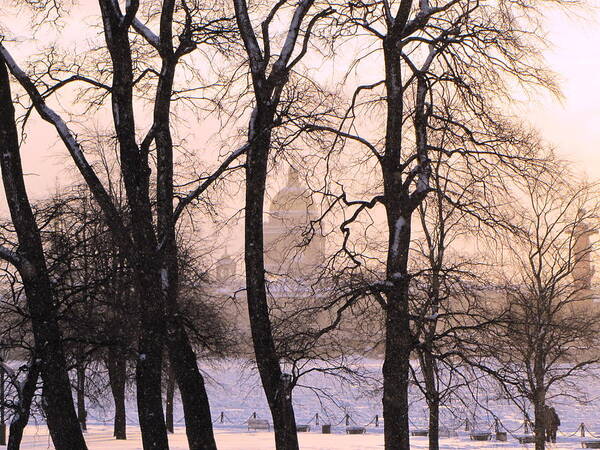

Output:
xmin=303 ymin=0 xmax=567 ymax=447
xmin=231 ymin=1 xmax=335 ymax=448
xmin=0 ymin=59 xmax=87 ymax=449
xmin=41 ymin=188 xmax=136 ymax=441
xmin=40 ymin=182 xmax=238 ymax=444
xmin=475 ymin=173 xmax=600 ymax=450
xmin=411 ymin=158 xmax=482 ymax=450
xmin=0 ymin=267 xmax=42 ymax=450
xmin=0 ymin=2 xmax=240 ymax=448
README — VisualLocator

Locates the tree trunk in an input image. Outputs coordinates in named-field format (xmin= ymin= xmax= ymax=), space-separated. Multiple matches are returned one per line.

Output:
xmin=134 ymin=269 xmax=169 ymax=450
xmin=232 ymin=0 xmax=319 ymax=441
xmin=380 ymin=27 xmax=414 ymax=450
xmin=98 ymin=3 xmax=170 ymax=447
xmin=382 ymin=291 xmax=411 ymax=450
xmin=533 ymin=350 xmax=546 ymax=450
xmin=534 ymin=399 xmax=546 ymax=450
xmin=421 ymin=264 xmax=442 ymax=450
xmin=381 ymin=208 xmax=413 ymax=450
xmin=428 ymin=396 xmax=440 ymax=450
xmin=381 ymin=182 xmax=412 ymax=450
xmin=244 ymin=108 xmax=299 ymax=450
xmin=76 ymin=361 xmax=87 ymax=431
xmin=165 ymin=323 xmax=217 ymax=449
xmin=420 ymin=351 xmax=439 ymax=450
xmin=0 ymin=59 xmax=88 ymax=450
xmin=7 ymin=361 xmax=40 ymax=450
xmin=165 ymin=366 xmax=175 ymax=434
xmin=107 ymin=347 xmax=127 ymax=440
xmin=533 ymin=362 xmax=546 ymax=450
xmin=162 ymin=240 xmax=217 ymax=449
xmin=100 ymin=3 xmax=218 ymax=446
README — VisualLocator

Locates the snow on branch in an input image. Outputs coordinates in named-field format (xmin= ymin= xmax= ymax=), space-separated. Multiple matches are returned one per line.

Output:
xmin=0 ymin=245 xmax=25 ymax=270
xmin=233 ymin=0 xmax=264 ymax=74
xmin=0 ymin=43 xmax=131 ymax=251
xmin=270 ymin=0 xmax=315 ymax=75
xmin=132 ymin=18 xmax=161 ymax=49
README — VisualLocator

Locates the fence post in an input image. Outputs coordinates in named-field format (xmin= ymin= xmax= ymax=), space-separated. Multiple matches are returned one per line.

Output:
xmin=220 ymin=412 xmax=224 ymax=424
xmin=375 ymin=414 xmax=379 ymax=428
xmin=524 ymin=418 xmax=528 ymax=435
xmin=316 ymin=412 xmax=319 ymax=426
xmin=345 ymin=414 xmax=350 ymax=426
xmin=465 ymin=418 xmax=470 ymax=431
xmin=494 ymin=418 xmax=499 ymax=433
xmin=581 ymin=423 xmax=586 ymax=438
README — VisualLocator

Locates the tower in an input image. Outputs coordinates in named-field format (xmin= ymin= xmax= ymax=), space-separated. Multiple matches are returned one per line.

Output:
xmin=572 ymin=216 xmax=597 ymax=305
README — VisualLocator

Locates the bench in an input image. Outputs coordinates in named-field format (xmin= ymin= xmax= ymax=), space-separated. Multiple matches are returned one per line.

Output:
xmin=247 ymin=418 xmax=270 ymax=431
xmin=346 ymin=426 xmax=366 ymax=434
xmin=470 ymin=431 xmax=491 ymax=441
xmin=439 ymin=427 xmax=458 ymax=438
xmin=582 ymin=441 xmax=600 ymax=449
xmin=411 ymin=429 xmax=428 ymax=437
xmin=296 ymin=424 xmax=310 ymax=432
xmin=516 ymin=435 xmax=536 ymax=444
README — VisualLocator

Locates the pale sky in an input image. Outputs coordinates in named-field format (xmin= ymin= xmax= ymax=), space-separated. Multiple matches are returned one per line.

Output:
xmin=526 ymin=4 xmax=600 ymax=178
xmin=4 ymin=2 xmax=600 ymax=206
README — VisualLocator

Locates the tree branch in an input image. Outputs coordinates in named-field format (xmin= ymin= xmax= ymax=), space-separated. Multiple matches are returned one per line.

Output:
xmin=0 ymin=44 xmax=132 ymax=253
xmin=172 ymin=143 xmax=249 ymax=223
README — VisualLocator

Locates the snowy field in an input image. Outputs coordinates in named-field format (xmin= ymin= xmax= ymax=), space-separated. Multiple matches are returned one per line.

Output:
xmin=6 ymin=359 xmax=600 ymax=448
xmin=9 ymin=425 xmax=594 ymax=449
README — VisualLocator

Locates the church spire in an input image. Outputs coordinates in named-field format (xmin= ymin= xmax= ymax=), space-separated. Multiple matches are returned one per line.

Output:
xmin=287 ymin=166 xmax=300 ymax=187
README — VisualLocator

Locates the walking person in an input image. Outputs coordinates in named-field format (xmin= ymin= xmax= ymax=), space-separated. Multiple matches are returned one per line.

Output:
xmin=544 ymin=406 xmax=560 ymax=443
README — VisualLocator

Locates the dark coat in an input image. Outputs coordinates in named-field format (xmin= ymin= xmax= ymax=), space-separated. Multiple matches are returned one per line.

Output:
xmin=543 ymin=406 xmax=560 ymax=429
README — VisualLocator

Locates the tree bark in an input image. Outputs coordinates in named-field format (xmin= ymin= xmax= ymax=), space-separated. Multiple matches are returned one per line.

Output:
xmin=165 ymin=366 xmax=175 ymax=433
xmin=533 ymin=361 xmax=546 ymax=450
xmin=98 ymin=3 xmax=169 ymax=448
xmin=165 ymin=316 xmax=217 ymax=449
xmin=133 ymin=270 xmax=169 ymax=450
xmin=420 ymin=351 xmax=439 ymax=450
xmin=151 ymin=10 xmax=218 ymax=441
xmin=534 ymin=399 xmax=546 ymax=450
xmin=382 ymin=286 xmax=412 ymax=450
xmin=381 ymin=31 xmax=413 ymax=450
xmin=76 ymin=361 xmax=87 ymax=431
xmin=232 ymin=1 xmax=322 ymax=446
xmin=107 ymin=346 xmax=127 ymax=440
xmin=0 ymin=59 xmax=87 ymax=450
xmin=428 ymin=393 xmax=440 ymax=450
xmin=420 ymin=250 xmax=442 ymax=450
xmin=244 ymin=108 xmax=299 ymax=450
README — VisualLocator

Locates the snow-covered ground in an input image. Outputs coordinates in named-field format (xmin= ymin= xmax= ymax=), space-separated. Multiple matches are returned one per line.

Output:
xmin=5 ymin=359 xmax=600 ymax=448
xmin=10 ymin=425 xmax=595 ymax=449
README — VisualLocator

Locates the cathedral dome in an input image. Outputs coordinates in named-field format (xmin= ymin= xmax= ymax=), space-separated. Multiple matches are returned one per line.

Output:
xmin=264 ymin=168 xmax=324 ymax=275
xmin=269 ymin=168 xmax=315 ymax=222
